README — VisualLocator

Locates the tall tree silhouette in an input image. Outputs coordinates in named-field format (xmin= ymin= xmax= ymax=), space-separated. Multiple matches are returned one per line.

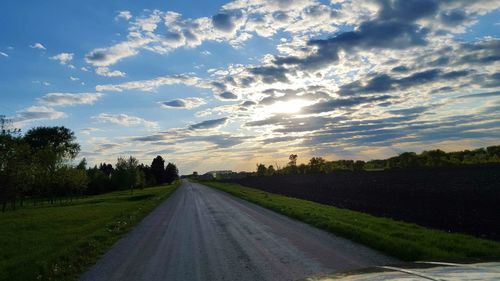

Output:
xmin=151 ymin=155 xmax=166 ymax=184
xmin=165 ymin=162 xmax=179 ymax=184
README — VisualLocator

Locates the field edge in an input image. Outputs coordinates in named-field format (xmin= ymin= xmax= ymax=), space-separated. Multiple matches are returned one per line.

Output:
xmin=40 ymin=181 xmax=181 ymax=281
xmin=200 ymin=180 xmax=500 ymax=261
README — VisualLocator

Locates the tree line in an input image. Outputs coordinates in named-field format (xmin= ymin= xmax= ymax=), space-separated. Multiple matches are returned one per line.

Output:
xmin=86 ymin=155 xmax=178 ymax=195
xmin=255 ymin=146 xmax=500 ymax=176
xmin=0 ymin=116 xmax=178 ymax=212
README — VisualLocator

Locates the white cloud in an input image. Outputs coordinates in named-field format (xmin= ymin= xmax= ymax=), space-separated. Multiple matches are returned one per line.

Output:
xmin=13 ymin=106 xmax=66 ymax=126
xmin=93 ymin=113 xmax=158 ymax=128
xmin=0 ymin=52 xmax=8 ymax=58
xmin=201 ymin=50 xmax=212 ymax=55
xmin=133 ymin=9 xmax=162 ymax=32
xmin=85 ymin=36 xmax=150 ymax=67
xmin=80 ymin=127 xmax=102 ymax=135
xmin=70 ymin=76 xmax=80 ymax=81
xmin=32 ymin=80 xmax=51 ymax=86
xmin=195 ymin=110 xmax=212 ymax=118
xmin=159 ymin=97 xmax=206 ymax=109
xmin=50 ymin=52 xmax=74 ymax=64
xmin=82 ymin=0 xmax=342 ymax=67
xmin=95 ymin=66 xmax=126 ymax=77
xmin=30 ymin=43 xmax=46 ymax=50
xmin=96 ymin=74 xmax=207 ymax=92
xmin=116 ymin=10 xmax=132 ymax=21
xmin=38 ymin=93 xmax=103 ymax=107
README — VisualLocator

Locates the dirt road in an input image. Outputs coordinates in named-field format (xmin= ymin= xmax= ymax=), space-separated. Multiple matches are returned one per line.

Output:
xmin=80 ymin=180 xmax=397 ymax=281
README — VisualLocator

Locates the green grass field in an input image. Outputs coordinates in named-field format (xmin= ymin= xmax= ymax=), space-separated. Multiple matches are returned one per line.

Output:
xmin=202 ymin=181 xmax=500 ymax=261
xmin=0 ymin=182 xmax=179 ymax=281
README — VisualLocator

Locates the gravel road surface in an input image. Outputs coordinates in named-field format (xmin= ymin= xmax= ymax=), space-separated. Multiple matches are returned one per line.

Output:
xmin=80 ymin=180 xmax=397 ymax=281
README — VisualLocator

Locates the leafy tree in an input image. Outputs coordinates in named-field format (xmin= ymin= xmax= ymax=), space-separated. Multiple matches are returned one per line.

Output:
xmin=308 ymin=157 xmax=326 ymax=173
xmin=286 ymin=154 xmax=298 ymax=174
xmin=353 ymin=160 xmax=365 ymax=171
xmin=297 ymin=163 xmax=308 ymax=174
xmin=77 ymin=158 xmax=87 ymax=170
xmin=86 ymin=167 xmax=112 ymax=194
xmin=165 ymin=162 xmax=179 ymax=183
xmin=267 ymin=165 xmax=276 ymax=176
xmin=24 ymin=126 xmax=80 ymax=160
xmin=256 ymin=164 xmax=267 ymax=176
xmin=54 ymin=166 xmax=87 ymax=198
xmin=0 ymin=115 xmax=20 ymax=137
xmin=0 ymin=135 xmax=33 ymax=211
xmin=99 ymin=163 xmax=114 ymax=177
xmin=138 ymin=163 xmax=157 ymax=187
xmin=151 ymin=155 xmax=166 ymax=184
xmin=0 ymin=116 xmax=33 ymax=210
xmin=113 ymin=156 xmax=141 ymax=193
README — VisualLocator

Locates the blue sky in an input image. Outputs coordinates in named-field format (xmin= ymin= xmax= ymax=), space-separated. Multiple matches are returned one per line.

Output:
xmin=1 ymin=0 xmax=499 ymax=174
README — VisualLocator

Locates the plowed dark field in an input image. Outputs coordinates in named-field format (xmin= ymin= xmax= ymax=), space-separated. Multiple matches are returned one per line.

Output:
xmin=227 ymin=165 xmax=500 ymax=241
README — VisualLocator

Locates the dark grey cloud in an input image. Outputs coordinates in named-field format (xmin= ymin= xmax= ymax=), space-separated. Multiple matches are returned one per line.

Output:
xmin=300 ymin=107 xmax=500 ymax=149
xmin=428 ymin=56 xmax=450 ymax=67
xmin=272 ymin=11 xmax=288 ymax=22
xmin=211 ymin=81 xmax=227 ymax=91
xmin=245 ymin=115 xmax=285 ymax=127
xmin=164 ymin=32 xmax=182 ymax=42
xmin=392 ymin=65 xmax=409 ymax=73
xmin=246 ymin=114 xmax=344 ymax=133
xmin=388 ymin=105 xmax=435 ymax=116
xmin=161 ymin=100 xmax=185 ymax=108
xmin=441 ymin=70 xmax=470 ymax=80
xmin=457 ymin=91 xmax=500 ymax=99
xmin=85 ymin=51 xmax=107 ymax=63
xmin=249 ymin=66 xmax=289 ymax=83
xmin=339 ymin=68 xmax=471 ymax=96
xmin=440 ymin=9 xmax=467 ymax=26
xmin=273 ymin=116 xmax=342 ymax=133
xmin=189 ymin=117 xmax=228 ymax=130
xmin=185 ymin=134 xmax=249 ymax=148
xmin=273 ymin=0 xmax=439 ymax=71
xmin=458 ymin=39 xmax=500 ymax=65
xmin=131 ymin=134 xmax=166 ymax=142
xmin=95 ymin=143 xmax=120 ymax=153
xmin=262 ymin=136 xmax=299 ymax=145
xmin=484 ymin=72 xmax=500 ymax=85
xmin=377 ymin=0 xmax=439 ymax=22
xmin=146 ymin=149 xmax=175 ymax=156
xmin=212 ymin=13 xmax=234 ymax=32
xmin=240 ymin=100 xmax=256 ymax=107
xmin=219 ymin=91 xmax=238 ymax=100
xmin=301 ymin=95 xmax=392 ymax=114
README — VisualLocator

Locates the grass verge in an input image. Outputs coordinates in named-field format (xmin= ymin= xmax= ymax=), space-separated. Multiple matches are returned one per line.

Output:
xmin=202 ymin=181 xmax=500 ymax=261
xmin=0 ymin=181 xmax=180 ymax=281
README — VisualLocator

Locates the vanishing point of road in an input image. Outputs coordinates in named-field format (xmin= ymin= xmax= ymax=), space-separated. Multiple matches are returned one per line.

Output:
xmin=80 ymin=180 xmax=397 ymax=281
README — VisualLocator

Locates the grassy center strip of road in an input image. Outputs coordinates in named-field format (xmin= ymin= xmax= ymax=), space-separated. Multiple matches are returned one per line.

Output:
xmin=0 ymin=181 xmax=180 ymax=281
xmin=201 ymin=181 xmax=500 ymax=261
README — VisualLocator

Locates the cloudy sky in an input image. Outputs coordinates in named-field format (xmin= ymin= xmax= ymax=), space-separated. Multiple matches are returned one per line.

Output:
xmin=1 ymin=0 xmax=499 ymax=173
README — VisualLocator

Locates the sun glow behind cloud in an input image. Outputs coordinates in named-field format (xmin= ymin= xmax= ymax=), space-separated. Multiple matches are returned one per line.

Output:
xmin=265 ymin=99 xmax=316 ymax=114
